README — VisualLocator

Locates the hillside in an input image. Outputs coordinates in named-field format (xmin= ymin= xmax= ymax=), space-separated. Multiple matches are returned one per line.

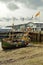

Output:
xmin=0 ymin=44 xmax=43 ymax=65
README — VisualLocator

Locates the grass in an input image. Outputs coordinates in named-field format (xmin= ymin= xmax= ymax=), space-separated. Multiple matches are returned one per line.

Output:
xmin=0 ymin=43 xmax=43 ymax=65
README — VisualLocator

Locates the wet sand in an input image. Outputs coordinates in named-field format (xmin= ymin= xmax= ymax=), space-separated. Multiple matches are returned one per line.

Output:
xmin=0 ymin=43 xmax=43 ymax=65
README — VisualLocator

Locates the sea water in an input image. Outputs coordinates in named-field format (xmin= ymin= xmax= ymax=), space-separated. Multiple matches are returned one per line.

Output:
xmin=0 ymin=41 xmax=3 ymax=50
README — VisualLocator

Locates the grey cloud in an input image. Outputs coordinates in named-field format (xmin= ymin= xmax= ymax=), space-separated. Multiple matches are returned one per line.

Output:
xmin=15 ymin=0 xmax=43 ymax=9
xmin=0 ymin=0 xmax=43 ymax=9
xmin=0 ymin=0 xmax=19 ymax=11
xmin=7 ymin=2 xmax=19 ymax=11
xmin=28 ymin=0 xmax=43 ymax=9
xmin=0 ymin=0 xmax=12 ymax=3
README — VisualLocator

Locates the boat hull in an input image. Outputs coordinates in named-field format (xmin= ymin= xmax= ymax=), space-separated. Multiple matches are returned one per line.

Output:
xmin=2 ymin=40 xmax=28 ymax=49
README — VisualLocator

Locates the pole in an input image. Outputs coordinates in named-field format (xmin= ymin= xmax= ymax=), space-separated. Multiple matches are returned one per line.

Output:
xmin=38 ymin=11 xmax=41 ymax=42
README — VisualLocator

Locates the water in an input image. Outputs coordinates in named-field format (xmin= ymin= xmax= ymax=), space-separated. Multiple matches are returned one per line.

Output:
xmin=0 ymin=42 xmax=3 ymax=50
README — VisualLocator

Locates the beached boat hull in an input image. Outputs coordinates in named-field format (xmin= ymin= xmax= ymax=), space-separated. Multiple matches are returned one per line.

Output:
xmin=2 ymin=40 xmax=28 ymax=49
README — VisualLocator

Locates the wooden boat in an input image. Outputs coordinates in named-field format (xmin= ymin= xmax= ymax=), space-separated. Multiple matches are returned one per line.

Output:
xmin=1 ymin=31 xmax=30 ymax=49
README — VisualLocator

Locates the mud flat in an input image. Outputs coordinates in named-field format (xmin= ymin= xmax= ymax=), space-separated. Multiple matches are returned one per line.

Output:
xmin=0 ymin=43 xmax=43 ymax=65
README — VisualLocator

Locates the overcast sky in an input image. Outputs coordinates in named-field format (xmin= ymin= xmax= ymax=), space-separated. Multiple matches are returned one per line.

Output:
xmin=0 ymin=0 xmax=43 ymax=17
xmin=0 ymin=0 xmax=43 ymax=26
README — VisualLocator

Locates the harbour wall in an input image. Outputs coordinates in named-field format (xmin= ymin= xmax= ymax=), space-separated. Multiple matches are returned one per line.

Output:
xmin=29 ymin=31 xmax=43 ymax=42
